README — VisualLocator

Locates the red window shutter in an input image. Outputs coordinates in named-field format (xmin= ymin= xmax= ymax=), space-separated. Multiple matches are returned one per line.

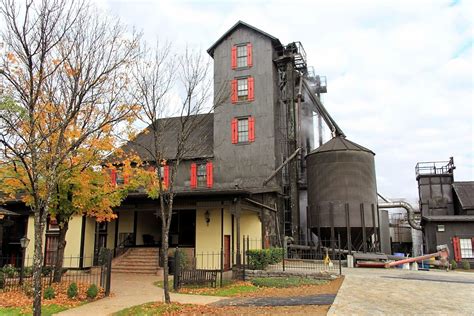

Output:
xmin=452 ymin=237 xmax=461 ymax=262
xmin=110 ymin=169 xmax=117 ymax=186
xmin=248 ymin=77 xmax=254 ymax=101
xmin=247 ymin=43 xmax=253 ymax=67
xmin=231 ymin=118 xmax=238 ymax=144
xmin=231 ymin=79 xmax=237 ymax=103
xmin=231 ymin=45 xmax=237 ymax=69
xmin=163 ymin=165 xmax=169 ymax=189
xmin=206 ymin=162 xmax=213 ymax=188
xmin=248 ymin=116 xmax=255 ymax=142
xmin=190 ymin=163 xmax=197 ymax=189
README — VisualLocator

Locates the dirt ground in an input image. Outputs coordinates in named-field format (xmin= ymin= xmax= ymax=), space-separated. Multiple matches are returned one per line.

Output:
xmin=176 ymin=277 xmax=344 ymax=315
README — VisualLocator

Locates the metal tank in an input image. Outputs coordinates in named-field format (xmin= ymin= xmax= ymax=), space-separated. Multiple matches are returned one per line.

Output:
xmin=306 ymin=136 xmax=379 ymax=253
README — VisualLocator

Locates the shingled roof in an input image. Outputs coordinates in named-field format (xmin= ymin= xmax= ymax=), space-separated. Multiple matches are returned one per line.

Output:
xmin=453 ymin=181 xmax=474 ymax=211
xmin=207 ymin=20 xmax=282 ymax=58
xmin=120 ymin=113 xmax=214 ymax=161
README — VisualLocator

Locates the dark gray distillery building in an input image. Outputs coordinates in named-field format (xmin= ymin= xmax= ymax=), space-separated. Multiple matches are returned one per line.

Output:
xmin=417 ymin=158 xmax=474 ymax=267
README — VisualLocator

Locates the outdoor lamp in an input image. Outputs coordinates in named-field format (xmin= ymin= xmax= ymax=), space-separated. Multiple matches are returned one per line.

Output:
xmin=205 ymin=210 xmax=210 ymax=226
xmin=20 ymin=236 xmax=30 ymax=249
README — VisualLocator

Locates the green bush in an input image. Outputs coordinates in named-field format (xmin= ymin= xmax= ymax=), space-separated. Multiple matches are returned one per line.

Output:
xmin=176 ymin=250 xmax=189 ymax=270
xmin=67 ymin=282 xmax=78 ymax=298
xmin=21 ymin=283 xmax=34 ymax=298
xmin=44 ymin=286 xmax=55 ymax=299
xmin=268 ymin=248 xmax=283 ymax=264
xmin=24 ymin=266 xmax=33 ymax=278
xmin=2 ymin=264 xmax=18 ymax=278
xmin=0 ymin=272 xmax=4 ymax=289
xmin=41 ymin=266 xmax=53 ymax=277
xmin=450 ymin=259 xmax=457 ymax=270
xmin=247 ymin=248 xmax=283 ymax=270
xmin=461 ymin=260 xmax=471 ymax=270
xmin=86 ymin=284 xmax=99 ymax=299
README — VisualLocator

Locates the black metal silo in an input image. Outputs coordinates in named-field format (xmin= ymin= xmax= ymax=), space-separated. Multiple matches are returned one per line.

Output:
xmin=306 ymin=136 xmax=379 ymax=253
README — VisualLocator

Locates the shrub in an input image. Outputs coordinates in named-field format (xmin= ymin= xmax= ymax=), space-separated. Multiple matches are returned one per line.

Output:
xmin=461 ymin=260 xmax=471 ymax=270
xmin=450 ymin=259 xmax=457 ymax=270
xmin=44 ymin=286 xmax=55 ymax=299
xmin=41 ymin=266 xmax=53 ymax=277
xmin=21 ymin=283 xmax=34 ymax=298
xmin=67 ymin=282 xmax=78 ymax=298
xmin=98 ymin=247 xmax=110 ymax=266
xmin=0 ymin=272 xmax=4 ymax=289
xmin=2 ymin=264 xmax=17 ymax=278
xmin=176 ymin=250 xmax=189 ymax=270
xmin=247 ymin=249 xmax=270 ymax=270
xmin=24 ymin=266 xmax=33 ymax=278
xmin=268 ymin=248 xmax=283 ymax=264
xmin=86 ymin=284 xmax=99 ymax=299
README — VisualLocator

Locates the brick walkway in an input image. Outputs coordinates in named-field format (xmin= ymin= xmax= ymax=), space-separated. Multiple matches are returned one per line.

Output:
xmin=55 ymin=273 xmax=224 ymax=316
xmin=328 ymin=268 xmax=474 ymax=315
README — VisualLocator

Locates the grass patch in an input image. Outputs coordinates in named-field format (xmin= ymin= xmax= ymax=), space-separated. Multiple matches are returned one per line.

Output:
xmin=0 ymin=304 xmax=70 ymax=316
xmin=113 ymin=302 xmax=184 ymax=316
xmin=251 ymin=277 xmax=327 ymax=288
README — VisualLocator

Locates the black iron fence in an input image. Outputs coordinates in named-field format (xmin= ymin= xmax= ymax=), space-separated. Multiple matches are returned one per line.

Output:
xmin=172 ymin=235 xmax=342 ymax=289
xmin=0 ymin=249 xmax=112 ymax=295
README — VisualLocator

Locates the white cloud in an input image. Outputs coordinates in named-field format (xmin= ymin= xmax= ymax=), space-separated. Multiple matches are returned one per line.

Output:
xmin=99 ymin=0 xmax=473 ymax=200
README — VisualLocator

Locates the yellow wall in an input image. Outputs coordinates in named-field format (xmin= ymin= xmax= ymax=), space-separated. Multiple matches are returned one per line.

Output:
xmin=107 ymin=220 xmax=116 ymax=249
xmin=240 ymin=210 xmax=262 ymax=250
xmin=61 ymin=215 xmax=83 ymax=268
xmin=82 ymin=217 xmax=96 ymax=267
xmin=25 ymin=215 xmax=37 ymax=266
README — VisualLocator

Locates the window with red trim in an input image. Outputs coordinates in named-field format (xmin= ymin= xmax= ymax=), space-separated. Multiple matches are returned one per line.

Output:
xmin=190 ymin=162 xmax=213 ymax=188
xmin=232 ymin=43 xmax=253 ymax=69
xmin=231 ymin=117 xmax=255 ymax=144
xmin=231 ymin=77 xmax=254 ymax=103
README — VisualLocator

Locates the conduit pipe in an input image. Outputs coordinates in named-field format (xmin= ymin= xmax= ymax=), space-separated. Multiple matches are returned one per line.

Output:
xmin=378 ymin=201 xmax=422 ymax=230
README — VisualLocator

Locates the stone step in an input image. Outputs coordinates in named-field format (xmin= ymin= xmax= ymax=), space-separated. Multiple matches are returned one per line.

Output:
xmin=114 ymin=259 xmax=158 ymax=264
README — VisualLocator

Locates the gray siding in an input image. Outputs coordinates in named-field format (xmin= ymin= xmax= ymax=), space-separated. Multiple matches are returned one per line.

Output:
xmin=212 ymin=27 xmax=279 ymax=190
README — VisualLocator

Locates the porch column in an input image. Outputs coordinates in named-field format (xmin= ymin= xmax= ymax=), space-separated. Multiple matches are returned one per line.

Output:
xmin=234 ymin=198 xmax=242 ymax=266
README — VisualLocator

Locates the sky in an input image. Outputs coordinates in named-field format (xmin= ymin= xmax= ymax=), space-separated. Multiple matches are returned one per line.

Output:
xmin=96 ymin=0 xmax=473 ymax=204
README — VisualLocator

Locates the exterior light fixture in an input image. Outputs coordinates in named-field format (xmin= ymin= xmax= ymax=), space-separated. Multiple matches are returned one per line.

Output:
xmin=20 ymin=236 xmax=30 ymax=249
xmin=19 ymin=236 xmax=30 ymax=285
xmin=0 ymin=214 xmax=4 ymax=220
xmin=205 ymin=210 xmax=210 ymax=226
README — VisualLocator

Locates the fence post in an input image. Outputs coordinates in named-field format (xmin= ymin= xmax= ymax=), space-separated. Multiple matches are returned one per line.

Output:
xmin=242 ymin=236 xmax=246 ymax=281
xmin=105 ymin=249 xmax=112 ymax=296
xmin=282 ymin=241 xmax=285 ymax=271
xmin=173 ymin=247 xmax=179 ymax=291
xmin=338 ymin=234 xmax=342 ymax=276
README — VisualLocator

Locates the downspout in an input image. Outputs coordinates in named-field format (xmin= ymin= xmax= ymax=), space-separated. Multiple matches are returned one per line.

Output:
xmin=378 ymin=200 xmax=422 ymax=230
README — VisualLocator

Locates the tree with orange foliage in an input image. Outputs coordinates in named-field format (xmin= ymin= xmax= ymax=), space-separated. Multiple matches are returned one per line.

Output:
xmin=0 ymin=1 xmax=140 ymax=314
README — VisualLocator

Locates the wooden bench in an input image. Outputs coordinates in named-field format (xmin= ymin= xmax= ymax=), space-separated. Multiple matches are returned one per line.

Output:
xmin=177 ymin=269 xmax=218 ymax=288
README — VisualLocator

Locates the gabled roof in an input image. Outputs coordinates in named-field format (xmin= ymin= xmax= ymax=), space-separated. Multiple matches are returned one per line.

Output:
xmin=453 ymin=181 xmax=474 ymax=210
xmin=207 ymin=20 xmax=282 ymax=57
xmin=307 ymin=136 xmax=375 ymax=156
xmin=120 ymin=113 xmax=214 ymax=161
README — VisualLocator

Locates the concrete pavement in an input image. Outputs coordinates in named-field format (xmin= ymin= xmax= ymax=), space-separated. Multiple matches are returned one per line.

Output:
xmin=328 ymin=268 xmax=474 ymax=315
xmin=55 ymin=273 xmax=224 ymax=316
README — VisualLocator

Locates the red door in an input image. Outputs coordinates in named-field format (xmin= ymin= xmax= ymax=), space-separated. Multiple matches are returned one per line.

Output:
xmin=224 ymin=235 xmax=231 ymax=270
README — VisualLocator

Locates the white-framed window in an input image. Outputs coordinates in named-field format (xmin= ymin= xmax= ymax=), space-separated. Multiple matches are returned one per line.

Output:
xmin=460 ymin=238 xmax=473 ymax=258
xmin=237 ymin=44 xmax=248 ymax=68
xmin=237 ymin=78 xmax=248 ymax=101
xmin=437 ymin=225 xmax=445 ymax=232
xmin=237 ymin=118 xmax=249 ymax=143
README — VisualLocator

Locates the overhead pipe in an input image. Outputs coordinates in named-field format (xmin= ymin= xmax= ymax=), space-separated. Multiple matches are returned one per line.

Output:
xmin=378 ymin=200 xmax=422 ymax=230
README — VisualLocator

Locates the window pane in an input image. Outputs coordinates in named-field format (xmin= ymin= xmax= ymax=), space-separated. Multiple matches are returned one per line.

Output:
xmin=238 ymin=118 xmax=249 ymax=142
xmin=197 ymin=163 xmax=207 ymax=187
xmin=237 ymin=45 xmax=247 ymax=68
xmin=237 ymin=78 xmax=248 ymax=100
xmin=460 ymin=238 xmax=473 ymax=258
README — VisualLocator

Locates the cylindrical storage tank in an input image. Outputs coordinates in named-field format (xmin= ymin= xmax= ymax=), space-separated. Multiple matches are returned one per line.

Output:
xmin=306 ymin=136 xmax=379 ymax=253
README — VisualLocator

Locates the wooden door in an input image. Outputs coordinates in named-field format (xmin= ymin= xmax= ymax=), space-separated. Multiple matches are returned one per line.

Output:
xmin=224 ymin=235 xmax=231 ymax=270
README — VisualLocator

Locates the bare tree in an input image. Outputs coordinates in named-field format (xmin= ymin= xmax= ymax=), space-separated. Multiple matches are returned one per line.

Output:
xmin=128 ymin=43 xmax=226 ymax=303
xmin=0 ymin=1 xmax=139 ymax=314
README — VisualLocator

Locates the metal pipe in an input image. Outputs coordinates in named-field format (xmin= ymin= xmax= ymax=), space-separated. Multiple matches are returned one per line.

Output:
xmin=378 ymin=201 xmax=422 ymax=230
xmin=385 ymin=245 xmax=449 ymax=268
xmin=244 ymin=198 xmax=277 ymax=213
xmin=262 ymin=147 xmax=301 ymax=186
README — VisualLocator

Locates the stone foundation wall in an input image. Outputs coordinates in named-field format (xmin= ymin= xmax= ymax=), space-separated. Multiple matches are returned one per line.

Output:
xmin=244 ymin=269 xmax=338 ymax=281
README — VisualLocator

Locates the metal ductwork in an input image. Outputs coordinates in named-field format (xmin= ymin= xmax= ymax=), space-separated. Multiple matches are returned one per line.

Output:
xmin=378 ymin=201 xmax=422 ymax=230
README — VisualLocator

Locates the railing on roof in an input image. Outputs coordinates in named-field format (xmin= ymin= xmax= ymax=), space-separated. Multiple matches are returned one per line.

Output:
xmin=415 ymin=157 xmax=455 ymax=176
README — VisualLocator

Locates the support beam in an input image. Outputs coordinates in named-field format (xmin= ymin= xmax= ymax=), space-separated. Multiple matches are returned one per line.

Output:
xmin=263 ymin=148 xmax=301 ymax=186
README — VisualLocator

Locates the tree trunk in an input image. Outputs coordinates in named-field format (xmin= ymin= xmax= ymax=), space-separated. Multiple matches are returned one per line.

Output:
xmin=32 ymin=211 xmax=45 ymax=316
xmin=53 ymin=219 xmax=69 ymax=282
xmin=161 ymin=224 xmax=170 ymax=303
